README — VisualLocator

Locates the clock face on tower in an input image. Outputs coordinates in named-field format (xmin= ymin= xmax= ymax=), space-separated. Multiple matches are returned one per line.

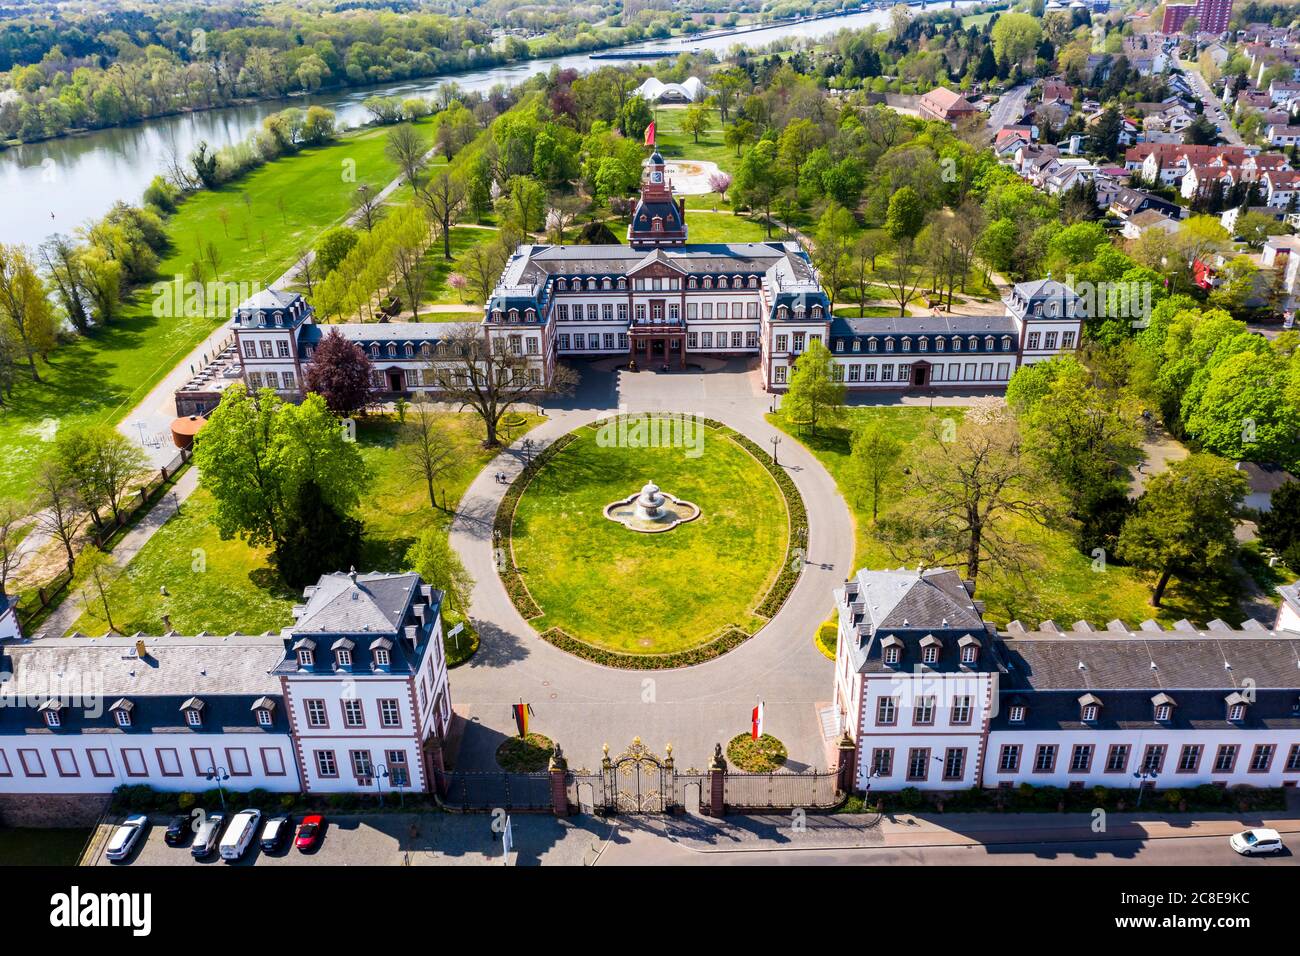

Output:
xmin=651 ymin=171 xmax=663 ymax=183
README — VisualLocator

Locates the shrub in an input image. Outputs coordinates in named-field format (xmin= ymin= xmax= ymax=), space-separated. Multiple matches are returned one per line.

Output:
xmin=897 ymin=786 xmax=924 ymax=810
xmin=177 ymin=792 xmax=196 ymax=811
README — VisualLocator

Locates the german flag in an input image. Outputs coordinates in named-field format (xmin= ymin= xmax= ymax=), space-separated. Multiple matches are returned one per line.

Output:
xmin=512 ymin=702 xmax=532 ymax=738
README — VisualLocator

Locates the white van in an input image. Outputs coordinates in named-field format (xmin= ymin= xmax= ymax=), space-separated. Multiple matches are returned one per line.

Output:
xmin=219 ymin=809 xmax=262 ymax=862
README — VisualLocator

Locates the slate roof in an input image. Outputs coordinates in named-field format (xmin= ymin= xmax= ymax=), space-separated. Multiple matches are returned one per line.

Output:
xmin=291 ymin=571 xmax=421 ymax=635
xmin=0 ymin=635 xmax=287 ymax=736
xmin=298 ymin=321 xmax=467 ymax=347
xmin=829 ymin=314 xmax=1018 ymax=337
xmin=988 ymin=688 xmax=1300 ymax=732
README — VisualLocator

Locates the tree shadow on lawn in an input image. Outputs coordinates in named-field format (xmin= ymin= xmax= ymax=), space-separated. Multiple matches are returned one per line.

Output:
xmin=248 ymin=566 xmax=304 ymax=602
xmin=462 ymin=617 xmax=531 ymax=669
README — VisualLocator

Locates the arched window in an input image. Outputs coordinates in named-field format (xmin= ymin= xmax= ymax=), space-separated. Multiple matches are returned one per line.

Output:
xmin=508 ymin=309 xmax=520 ymax=322
xmin=868 ymin=338 xmax=878 ymax=353
xmin=748 ymin=276 xmax=758 ymax=289
xmin=421 ymin=344 xmax=431 ymax=356
xmin=404 ymin=344 xmax=414 ymax=358
xmin=885 ymin=338 xmax=895 ymax=353
xmin=688 ymin=277 xmax=697 ymax=288
xmin=370 ymin=344 xmax=380 ymax=358
xmin=1001 ymin=335 xmax=1012 ymax=350
xmin=704 ymin=277 xmax=713 ymax=289
xmin=936 ymin=338 xmax=945 ymax=352
xmin=719 ymin=276 xmax=729 ymax=289
xmin=984 ymin=336 xmax=995 ymax=350
xmin=617 ymin=277 xmax=627 ymax=290
xmin=968 ymin=336 xmax=978 ymax=350
xmin=587 ymin=278 xmax=596 ymax=290
xmin=492 ymin=310 xmax=503 ymax=322
xmin=811 ymin=305 xmax=823 ymax=319
xmin=526 ymin=309 xmax=537 ymax=322
xmin=952 ymin=337 xmax=961 ymax=351
xmin=778 ymin=306 xmax=789 ymax=320
xmin=273 ymin=311 xmax=283 ymax=327
xmin=918 ymin=338 xmax=927 ymax=352
xmin=602 ymin=278 xmax=611 ymax=290
xmin=387 ymin=343 xmax=397 ymax=358
xmin=901 ymin=338 xmax=911 ymax=352
xmin=557 ymin=278 xmax=567 ymax=291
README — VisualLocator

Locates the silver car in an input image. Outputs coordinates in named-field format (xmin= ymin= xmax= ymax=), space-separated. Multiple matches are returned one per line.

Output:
xmin=105 ymin=814 xmax=148 ymax=862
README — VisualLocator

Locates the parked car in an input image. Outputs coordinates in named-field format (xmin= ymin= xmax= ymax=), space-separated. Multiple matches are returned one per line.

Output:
xmin=163 ymin=814 xmax=192 ymax=847
xmin=260 ymin=815 xmax=293 ymax=853
xmin=190 ymin=812 xmax=226 ymax=859
xmin=219 ymin=808 xmax=262 ymax=862
xmin=1229 ymin=828 xmax=1285 ymax=856
xmin=105 ymin=815 xmax=149 ymax=862
xmin=295 ymin=814 xmax=325 ymax=852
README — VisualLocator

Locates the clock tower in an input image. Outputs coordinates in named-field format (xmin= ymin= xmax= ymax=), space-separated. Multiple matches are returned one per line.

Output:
xmin=627 ymin=149 xmax=688 ymax=248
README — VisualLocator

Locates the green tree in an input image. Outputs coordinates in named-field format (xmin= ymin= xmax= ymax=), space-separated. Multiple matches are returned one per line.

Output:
xmin=1117 ymin=454 xmax=1247 ymax=606
xmin=850 ymin=421 xmax=903 ymax=521
xmin=682 ymin=104 xmax=710 ymax=144
xmin=193 ymin=385 xmax=368 ymax=553
xmin=813 ymin=203 xmax=856 ymax=312
xmin=0 ymin=243 xmax=56 ymax=381
xmin=885 ymin=186 xmax=924 ymax=242
xmin=406 ymin=526 xmax=474 ymax=611
xmin=782 ymin=339 xmax=844 ymax=435
xmin=1258 ymin=481 xmax=1300 ymax=568
xmin=1183 ymin=348 xmax=1300 ymax=463
xmin=733 ymin=139 xmax=786 ymax=237
xmin=991 ymin=12 xmax=1044 ymax=67
xmin=275 ymin=479 xmax=363 ymax=588
xmin=53 ymin=423 xmax=148 ymax=527
xmin=315 ymin=227 xmax=358 ymax=275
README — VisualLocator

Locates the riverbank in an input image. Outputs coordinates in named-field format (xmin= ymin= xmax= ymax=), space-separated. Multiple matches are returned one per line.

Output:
xmin=0 ymin=124 xmax=421 ymax=504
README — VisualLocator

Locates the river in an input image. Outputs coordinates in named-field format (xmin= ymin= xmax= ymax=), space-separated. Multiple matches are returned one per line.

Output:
xmin=0 ymin=1 xmax=978 ymax=250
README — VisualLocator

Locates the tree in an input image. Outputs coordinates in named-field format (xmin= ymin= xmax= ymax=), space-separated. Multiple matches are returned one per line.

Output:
xmin=384 ymin=123 xmax=429 ymax=188
xmin=506 ymin=175 xmax=546 ymax=234
xmin=682 ymin=104 xmax=710 ymax=144
xmin=814 ymin=203 xmax=856 ymax=312
xmin=303 ymin=328 xmax=373 ymax=416
xmin=879 ymin=235 xmax=924 ymax=316
xmin=0 ymin=243 xmax=56 ymax=381
xmin=33 ymin=459 xmax=88 ymax=569
xmin=189 ymin=140 xmax=219 ymax=187
xmin=428 ymin=324 xmax=577 ymax=447
xmin=193 ymin=385 xmax=368 ymax=552
xmin=300 ymin=106 xmax=335 ymax=145
xmin=406 ymin=526 xmax=473 ymax=612
xmin=315 ymin=226 xmax=358 ymax=275
xmin=991 ymin=12 xmax=1044 ymax=68
xmin=40 ymin=234 xmax=90 ymax=334
xmin=401 ymin=402 xmax=455 ymax=510
xmin=351 ymin=183 xmax=384 ymax=232
xmin=850 ymin=232 xmax=880 ymax=313
xmin=619 ymin=95 xmax=652 ymax=141
xmin=877 ymin=407 xmax=1054 ymax=589
xmin=850 ymin=421 xmax=903 ymax=521
xmin=53 ymin=423 xmax=147 ymax=527
xmin=783 ymin=340 xmax=844 ymax=435
xmin=274 ymin=479 xmax=363 ymax=589
xmin=418 ymin=171 xmax=467 ymax=260
xmin=1183 ymin=349 xmax=1300 ymax=463
xmin=733 ymin=139 xmax=786 ymax=237
xmin=1117 ymin=454 xmax=1247 ymax=606
xmin=0 ymin=500 xmax=24 ymax=599
xmin=885 ymin=186 xmax=925 ymax=243
xmin=1258 ymin=481 xmax=1300 ymax=568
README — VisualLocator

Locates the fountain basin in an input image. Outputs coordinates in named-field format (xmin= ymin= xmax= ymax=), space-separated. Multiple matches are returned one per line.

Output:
xmin=604 ymin=481 xmax=701 ymax=533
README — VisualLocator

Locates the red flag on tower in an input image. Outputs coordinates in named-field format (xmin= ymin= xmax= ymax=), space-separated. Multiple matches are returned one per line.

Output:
xmin=644 ymin=120 xmax=656 ymax=147
xmin=751 ymin=700 xmax=765 ymax=741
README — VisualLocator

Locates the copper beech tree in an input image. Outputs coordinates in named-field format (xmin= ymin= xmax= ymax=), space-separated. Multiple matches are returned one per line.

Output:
xmin=424 ymin=324 xmax=576 ymax=447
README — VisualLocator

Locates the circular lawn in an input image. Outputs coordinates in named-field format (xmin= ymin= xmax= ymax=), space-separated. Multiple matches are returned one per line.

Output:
xmin=510 ymin=419 xmax=789 ymax=658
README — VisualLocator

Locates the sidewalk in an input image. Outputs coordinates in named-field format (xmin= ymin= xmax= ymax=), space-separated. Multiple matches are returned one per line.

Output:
xmin=638 ymin=810 xmax=1300 ymax=854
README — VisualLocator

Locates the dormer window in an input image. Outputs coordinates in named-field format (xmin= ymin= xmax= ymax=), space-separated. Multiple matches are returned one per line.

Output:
xmin=881 ymin=635 xmax=903 ymax=666
xmin=959 ymin=636 xmax=979 ymax=664
xmin=1079 ymin=694 xmax=1102 ymax=723
xmin=1226 ymin=693 xmax=1248 ymax=722
xmin=885 ymin=338 xmax=894 ymax=353
xmin=952 ymin=337 xmax=961 ymax=351
xmin=111 ymin=699 xmax=133 ymax=728
xmin=557 ymin=278 xmax=567 ymax=290
xmin=40 ymin=701 xmax=62 ymax=728
xmin=375 ymin=648 xmax=390 ymax=666
xmin=920 ymin=635 xmax=941 ymax=665
xmin=337 ymin=649 xmax=352 ymax=667
xmin=936 ymin=338 xmax=944 ymax=351
xmin=297 ymin=649 xmax=314 ymax=666
xmin=251 ymin=697 xmax=275 ymax=727
xmin=1152 ymin=693 xmax=1176 ymax=722
xmin=1008 ymin=703 xmax=1026 ymax=723
xmin=181 ymin=698 xmax=204 ymax=726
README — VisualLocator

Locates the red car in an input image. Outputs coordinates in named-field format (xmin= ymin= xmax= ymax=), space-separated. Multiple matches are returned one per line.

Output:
xmin=295 ymin=814 xmax=325 ymax=852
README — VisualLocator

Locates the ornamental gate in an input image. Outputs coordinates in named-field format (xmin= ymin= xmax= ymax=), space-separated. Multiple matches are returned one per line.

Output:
xmin=603 ymin=738 xmax=671 ymax=814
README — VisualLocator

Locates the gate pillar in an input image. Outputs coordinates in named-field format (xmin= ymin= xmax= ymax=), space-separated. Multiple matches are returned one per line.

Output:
xmin=836 ymin=732 xmax=858 ymax=795
xmin=549 ymin=744 xmax=569 ymax=817
xmin=707 ymin=742 xmax=727 ymax=818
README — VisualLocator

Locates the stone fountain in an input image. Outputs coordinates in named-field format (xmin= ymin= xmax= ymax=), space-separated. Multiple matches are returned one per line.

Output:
xmin=605 ymin=480 xmax=701 ymax=533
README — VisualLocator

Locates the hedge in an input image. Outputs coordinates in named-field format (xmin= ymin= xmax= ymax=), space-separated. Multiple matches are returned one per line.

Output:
xmin=540 ymin=625 xmax=753 ymax=669
xmin=839 ymin=782 xmax=1288 ymax=815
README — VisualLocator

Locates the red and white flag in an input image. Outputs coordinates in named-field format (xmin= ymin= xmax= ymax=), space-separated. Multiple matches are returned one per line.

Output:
xmin=644 ymin=120 xmax=656 ymax=147
xmin=751 ymin=700 xmax=765 ymax=741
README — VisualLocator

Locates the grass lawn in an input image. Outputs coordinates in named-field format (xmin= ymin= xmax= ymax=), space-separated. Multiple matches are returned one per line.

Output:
xmin=511 ymin=420 xmax=788 ymax=654
xmin=769 ymin=406 xmax=1236 ymax=629
xmin=496 ymin=733 xmax=554 ymax=772
xmin=0 ymin=125 xmax=427 ymax=504
xmin=683 ymin=210 xmax=771 ymax=244
xmin=651 ymin=105 xmax=737 ymax=176
xmin=417 ymin=224 xmax=500 ymax=308
xmin=727 ymin=733 xmax=788 ymax=772
xmin=0 ymin=828 xmax=91 ymax=866
xmin=66 ymin=410 xmax=541 ymax=636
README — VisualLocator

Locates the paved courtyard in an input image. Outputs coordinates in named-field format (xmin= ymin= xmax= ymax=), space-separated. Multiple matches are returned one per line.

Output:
xmin=447 ymin=358 xmax=855 ymax=774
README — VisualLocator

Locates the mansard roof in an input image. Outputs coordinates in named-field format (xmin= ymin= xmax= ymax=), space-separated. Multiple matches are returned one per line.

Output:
xmin=830 ymin=314 xmax=1018 ymax=338
xmin=290 ymin=570 xmax=422 ymax=636
xmin=299 ymin=321 xmax=468 ymax=348
xmin=988 ymin=688 xmax=1300 ymax=732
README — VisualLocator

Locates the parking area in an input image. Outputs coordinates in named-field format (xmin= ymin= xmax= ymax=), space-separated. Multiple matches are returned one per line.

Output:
xmin=86 ymin=812 xmax=610 ymax=867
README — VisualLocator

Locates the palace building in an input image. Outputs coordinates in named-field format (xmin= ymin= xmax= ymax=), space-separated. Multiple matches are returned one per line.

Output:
xmin=173 ymin=147 xmax=1084 ymax=416
xmin=832 ymin=568 xmax=1300 ymax=793
xmin=0 ymin=571 xmax=453 ymax=808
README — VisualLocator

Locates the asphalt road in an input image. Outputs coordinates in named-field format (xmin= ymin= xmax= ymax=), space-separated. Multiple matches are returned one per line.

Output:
xmin=597 ymin=827 xmax=1300 ymax=866
xmin=986 ymin=83 xmax=1030 ymax=135
xmin=1179 ymin=56 xmax=1243 ymax=146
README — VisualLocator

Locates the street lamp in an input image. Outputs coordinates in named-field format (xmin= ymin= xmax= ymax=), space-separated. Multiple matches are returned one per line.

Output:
xmin=1133 ymin=767 xmax=1158 ymax=806
xmin=770 ymin=434 xmax=781 ymax=465
xmin=374 ymin=764 xmax=389 ymax=807
xmin=205 ymin=766 xmax=230 ymax=811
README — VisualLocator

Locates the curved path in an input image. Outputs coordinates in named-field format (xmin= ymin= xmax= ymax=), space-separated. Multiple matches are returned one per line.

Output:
xmin=447 ymin=359 xmax=854 ymax=772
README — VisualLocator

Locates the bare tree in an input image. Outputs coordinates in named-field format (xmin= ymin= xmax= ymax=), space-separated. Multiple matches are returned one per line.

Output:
xmin=461 ymin=240 xmax=509 ymax=303
xmin=392 ymin=237 xmax=429 ymax=320
xmin=878 ymin=235 xmax=924 ymax=316
xmin=351 ymin=183 xmax=385 ymax=232
xmin=385 ymin=123 xmax=429 ymax=188
xmin=33 ymin=461 xmax=88 ymax=570
xmin=295 ymin=248 xmax=318 ymax=299
xmin=417 ymin=171 xmax=467 ymax=259
xmin=401 ymin=402 xmax=456 ymax=510
xmin=545 ymin=194 xmax=586 ymax=244
xmin=0 ymin=501 xmax=24 ymax=598
xmin=428 ymin=324 xmax=578 ymax=447
xmin=876 ymin=407 xmax=1058 ymax=590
